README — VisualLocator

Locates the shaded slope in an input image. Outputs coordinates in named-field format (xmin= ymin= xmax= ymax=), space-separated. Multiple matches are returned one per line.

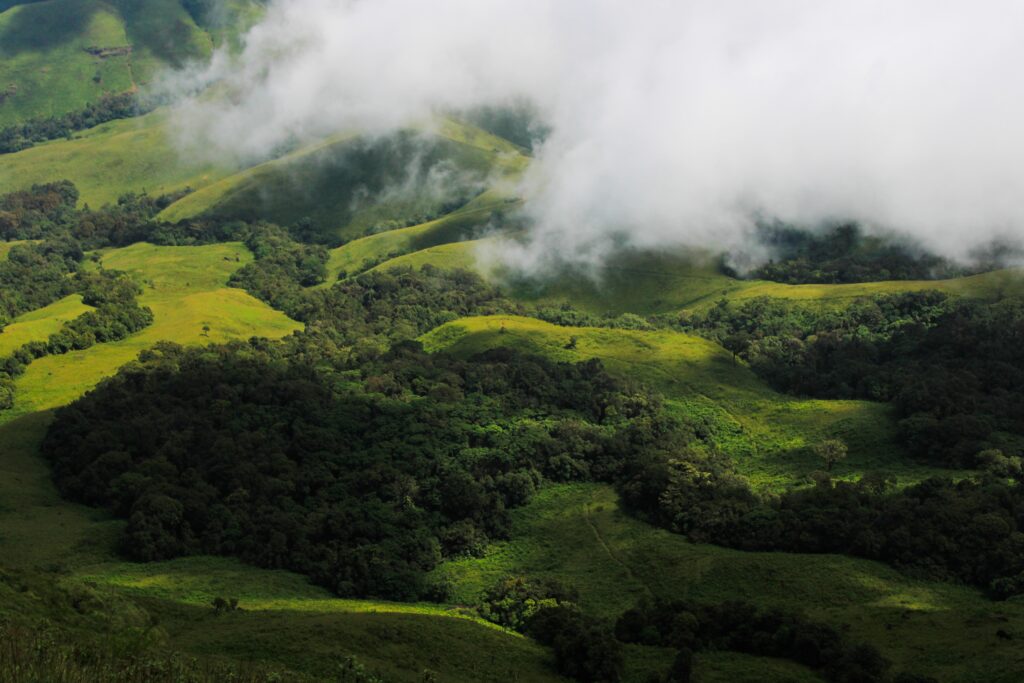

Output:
xmin=158 ymin=120 xmax=528 ymax=242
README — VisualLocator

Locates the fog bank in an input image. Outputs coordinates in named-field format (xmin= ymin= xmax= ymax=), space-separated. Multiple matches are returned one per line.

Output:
xmin=170 ymin=0 xmax=1024 ymax=268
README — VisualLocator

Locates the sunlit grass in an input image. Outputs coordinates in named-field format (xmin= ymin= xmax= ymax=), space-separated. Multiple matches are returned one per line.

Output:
xmin=0 ymin=294 xmax=92 ymax=357
xmin=4 ymin=243 xmax=301 ymax=418
xmin=0 ymin=109 xmax=235 ymax=208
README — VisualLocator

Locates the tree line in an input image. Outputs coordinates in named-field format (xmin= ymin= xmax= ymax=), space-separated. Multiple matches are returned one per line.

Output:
xmin=0 ymin=269 xmax=153 ymax=409
xmin=0 ymin=93 xmax=147 ymax=155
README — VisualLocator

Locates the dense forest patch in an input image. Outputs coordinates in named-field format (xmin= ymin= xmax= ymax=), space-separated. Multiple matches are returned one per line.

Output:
xmin=42 ymin=340 xmax=678 ymax=600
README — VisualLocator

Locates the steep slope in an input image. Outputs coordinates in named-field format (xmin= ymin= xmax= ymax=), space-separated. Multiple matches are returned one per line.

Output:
xmin=158 ymin=119 xmax=528 ymax=242
xmin=0 ymin=0 xmax=211 ymax=127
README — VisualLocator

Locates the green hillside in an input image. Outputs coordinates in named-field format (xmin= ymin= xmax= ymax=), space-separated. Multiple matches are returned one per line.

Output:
xmin=420 ymin=315 xmax=948 ymax=489
xmin=0 ymin=0 xmax=135 ymax=127
xmin=6 ymin=242 xmax=300 ymax=416
xmin=0 ymin=241 xmax=568 ymax=682
xmin=2 ymin=18 xmax=1023 ymax=681
xmin=324 ymin=190 xmax=521 ymax=283
xmin=0 ymin=0 xmax=211 ymax=127
xmin=374 ymin=237 xmax=1024 ymax=314
xmin=0 ymin=108 xmax=235 ymax=207
xmin=0 ymin=294 xmax=92 ymax=356
xmin=158 ymin=119 xmax=528 ymax=242
xmin=0 ymin=238 xmax=36 ymax=259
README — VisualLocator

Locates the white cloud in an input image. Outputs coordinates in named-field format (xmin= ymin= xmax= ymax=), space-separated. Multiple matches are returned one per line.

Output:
xmin=170 ymin=0 xmax=1024 ymax=264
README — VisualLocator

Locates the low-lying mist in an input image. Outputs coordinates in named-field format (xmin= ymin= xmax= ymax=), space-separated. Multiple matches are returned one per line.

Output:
xmin=165 ymin=0 xmax=1024 ymax=272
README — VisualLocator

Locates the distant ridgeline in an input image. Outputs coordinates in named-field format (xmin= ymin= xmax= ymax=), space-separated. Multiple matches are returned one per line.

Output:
xmin=0 ymin=92 xmax=147 ymax=154
xmin=738 ymin=221 xmax=1019 ymax=284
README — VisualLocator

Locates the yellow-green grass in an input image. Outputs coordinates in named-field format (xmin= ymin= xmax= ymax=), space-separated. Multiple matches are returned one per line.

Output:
xmin=158 ymin=599 xmax=565 ymax=683
xmin=371 ymin=237 xmax=491 ymax=275
xmin=0 ymin=239 xmax=39 ymax=260
xmin=703 ymin=266 xmax=1024 ymax=310
xmin=421 ymin=315 xmax=953 ymax=489
xmin=0 ymin=0 xmax=134 ymax=127
xmin=325 ymin=191 xmax=520 ymax=282
xmin=5 ymin=243 xmax=301 ymax=416
xmin=157 ymin=119 xmax=528 ymax=242
xmin=326 ymin=192 xmax=520 ymax=282
xmin=437 ymin=483 xmax=1024 ymax=683
xmin=0 ymin=108 xmax=237 ymax=207
xmin=433 ymin=115 xmax=531 ymax=158
xmin=70 ymin=557 xmax=816 ymax=682
xmin=0 ymin=294 xmax=93 ymax=356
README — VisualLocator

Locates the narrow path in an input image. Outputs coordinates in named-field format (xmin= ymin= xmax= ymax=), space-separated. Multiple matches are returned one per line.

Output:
xmin=581 ymin=499 xmax=654 ymax=599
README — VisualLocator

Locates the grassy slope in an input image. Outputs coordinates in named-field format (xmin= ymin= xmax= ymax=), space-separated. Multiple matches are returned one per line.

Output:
xmin=0 ymin=0 xmax=211 ymax=127
xmin=107 ymin=0 xmax=212 ymax=81
xmin=0 ymin=108 xmax=235 ymax=207
xmin=0 ymin=294 xmax=93 ymax=356
xmin=0 ymin=0 xmax=134 ymax=127
xmin=711 ymin=267 xmax=1024 ymax=309
xmin=158 ymin=119 xmax=528 ymax=242
xmin=190 ymin=0 xmax=266 ymax=51
xmin=374 ymin=239 xmax=1024 ymax=314
xmin=421 ymin=315 xmax=950 ymax=489
xmin=324 ymin=190 xmax=521 ymax=283
xmin=436 ymin=483 xmax=1024 ymax=683
xmin=7 ymin=243 xmax=300 ymax=416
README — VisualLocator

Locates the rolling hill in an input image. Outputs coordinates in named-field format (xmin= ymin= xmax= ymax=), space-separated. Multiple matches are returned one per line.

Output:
xmin=368 ymin=236 xmax=1024 ymax=315
xmin=157 ymin=119 xmax=528 ymax=242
